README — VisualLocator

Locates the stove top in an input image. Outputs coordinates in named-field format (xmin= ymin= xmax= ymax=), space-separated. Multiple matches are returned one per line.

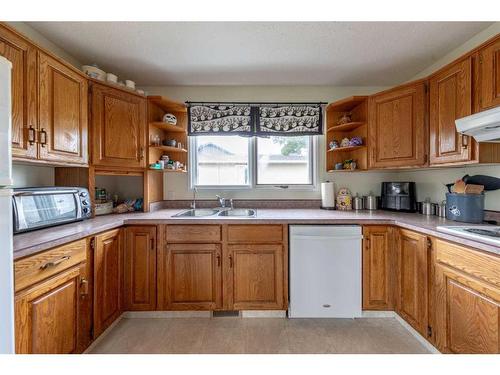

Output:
xmin=437 ymin=225 xmax=500 ymax=247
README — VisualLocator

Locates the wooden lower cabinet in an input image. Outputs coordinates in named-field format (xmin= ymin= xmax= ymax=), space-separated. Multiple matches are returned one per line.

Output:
xmin=432 ymin=239 xmax=500 ymax=353
xmin=226 ymin=244 xmax=284 ymax=310
xmin=161 ymin=243 xmax=222 ymax=310
xmin=158 ymin=224 xmax=287 ymax=311
xmin=396 ymin=229 xmax=429 ymax=337
xmin=14 ymin=263 xmax=90 ymax=354
xmin=124 ymin=226 xmax=157 ymax=311
xmin=93 ymin=229 xmax=123 ymax=337
xmin=362 ymin=226 xmax=395 ymax=310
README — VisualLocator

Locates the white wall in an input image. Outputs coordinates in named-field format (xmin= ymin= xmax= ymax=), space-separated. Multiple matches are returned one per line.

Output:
xmin=142 ymin=85 xmax=395 ymax=200
xmin=12 ymin=164 xmax=54 ymax=188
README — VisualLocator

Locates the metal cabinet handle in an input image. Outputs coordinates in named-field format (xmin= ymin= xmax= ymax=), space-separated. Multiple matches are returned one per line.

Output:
xmin=139 ymin=147 xmax=145 ymax=160
xmin=40 ymin=255 xmax=71 ymax=270
xmin=216 ymin=254 xmax=221 ymax=267
xmin=39 ymin=128 xmax=47 ymax=147
xmin=229 ymin=255 xmax=233 ymax=268
xmin=461 ymin=135 xmax=468 ymax=149
xmin=28 ymin=126 xmax=36 ymax=145
xmin=80 ymin=278 xmax=89 ymax=296
xmin=150 ymin=238 xmax=155 ymax=250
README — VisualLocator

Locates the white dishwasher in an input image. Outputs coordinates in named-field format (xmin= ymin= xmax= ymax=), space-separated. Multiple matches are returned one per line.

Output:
xmin=289 ymin=225 xmax=362 ymax=318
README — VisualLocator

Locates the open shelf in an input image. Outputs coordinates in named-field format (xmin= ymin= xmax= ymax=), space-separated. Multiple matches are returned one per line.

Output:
xmin=148 ymin=168 xmax=187 ymax=173
xmin=327 ymin=145 xmax=365 ymax=153
xmin=327 ymin=121 xmax=365 ymax=132
xmin=326 ymin=96 xmax=368 ymax=172
xmin=150 ymin=122 xmax=187 ymax=133
xmin=148 ymin=96 xmax=187 ymax=113
xmin=150 ymin=145 xmax=188 ymax=153
xmin=326 ymin=96 xmax=368 ymax=112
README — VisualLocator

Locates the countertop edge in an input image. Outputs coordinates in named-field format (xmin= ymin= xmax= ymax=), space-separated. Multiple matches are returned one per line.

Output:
xmin=13 ymin=210 xmax=500 ymax=259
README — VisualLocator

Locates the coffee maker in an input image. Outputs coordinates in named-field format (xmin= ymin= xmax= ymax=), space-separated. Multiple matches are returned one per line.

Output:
xmin=380 ymin=182 xmax=417 ymax=213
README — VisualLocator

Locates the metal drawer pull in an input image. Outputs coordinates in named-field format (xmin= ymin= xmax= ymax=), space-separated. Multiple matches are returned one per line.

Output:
xmin=80 ymin=278 xmax=89 ymax=296
xmin=461 ymin=135 xmax=468 ymax=149
xmin=28 ymin=126 xmax=36 ymax=145
xmin=229 ymin=255 xmax=233 ymax=268
xmin=40 ymin=256 xmax=71 ymax=270
xmin=39 ymin=128 xmax=47 ymax=147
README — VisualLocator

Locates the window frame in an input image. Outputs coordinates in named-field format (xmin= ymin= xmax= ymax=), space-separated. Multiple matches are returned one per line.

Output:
xmin=189 ymin=135 xmax=318 ymax=191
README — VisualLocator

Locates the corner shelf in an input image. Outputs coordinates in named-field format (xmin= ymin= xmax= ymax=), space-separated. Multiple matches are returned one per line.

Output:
xmin=150 ymin=145 xmax=187 ymax=153
xmin=327 ymin=145 xmax=365 ymax=153
xmin=327 ymin=121 xmax=365 ymax=132
xmin=326 ymin=96 xmax=368 ymax=172
xmin=150 ymin=122 xmax=187 ymax=133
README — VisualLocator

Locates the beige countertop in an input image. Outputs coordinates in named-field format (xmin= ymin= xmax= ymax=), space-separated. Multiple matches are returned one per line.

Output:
xmin=13 ymin=208 xmax=500 ymax=259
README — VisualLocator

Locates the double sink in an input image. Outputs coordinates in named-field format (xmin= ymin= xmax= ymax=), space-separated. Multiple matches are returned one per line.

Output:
xmin=173 ymin=208 xmax=257 ymax=218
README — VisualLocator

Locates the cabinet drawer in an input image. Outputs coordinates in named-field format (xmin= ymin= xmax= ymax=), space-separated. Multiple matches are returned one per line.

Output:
xmin=165 ymin=225 xmax=222 ymax=242
xmin=14 ymin=239 xmax=87 ymax=292
xmin=227 ymin=225 xmax=283 ymax=243
xmin=435 ymin=239 xmax=500 ymax=288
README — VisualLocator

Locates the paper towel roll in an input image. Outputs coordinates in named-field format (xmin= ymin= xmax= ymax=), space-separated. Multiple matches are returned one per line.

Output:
xmin=321 ymin=182 xmax=335 ymax=209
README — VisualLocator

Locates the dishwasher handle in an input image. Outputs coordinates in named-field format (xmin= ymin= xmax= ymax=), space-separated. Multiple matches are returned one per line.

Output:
xmin=291 ymin=235 xmax=364 ymax=241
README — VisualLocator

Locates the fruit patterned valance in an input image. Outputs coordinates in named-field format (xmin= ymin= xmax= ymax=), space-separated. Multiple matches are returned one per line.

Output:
xmin=256 ymin=104 xmax=323 ymax=136
xmin=187 ymin=103 xmax=323 ymax=136
xmin=188 ymin=104 xmax=254 ymax=136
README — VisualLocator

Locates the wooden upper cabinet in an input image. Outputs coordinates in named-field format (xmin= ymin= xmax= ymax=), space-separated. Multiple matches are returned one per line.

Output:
xmin=124 ymin=226 xmax=157 ymax=311
xmin=429 ymin=57 xmax=473 ymax=165
xmin=161 ymin=243 xmax=222 ymax=310
xmin=368 ymin=81 xmax=427 ymax=168
xmin=396 ymin=229 xmax=429 ymax=337
xmin=226 ymin=244 xmax=284 ymax=310
xmin=91 ymin=83 xmax=146 ymax=169
xmin=478 ymin=36 xmax=500 ymax=111
xmin=432 ymin=239 xmax=500 ymax=354
xmin=38 ymin=52 xmax=88 ymax=165
xmin=14 ymin=263 xmax=89 ymax=354
xmin=362 ymin=226 xmax=394 ymax=310
xmin=93 ymin=229 xmax=122 ymax=337
xmin=0 ymin=25 xmax=37 ymax=160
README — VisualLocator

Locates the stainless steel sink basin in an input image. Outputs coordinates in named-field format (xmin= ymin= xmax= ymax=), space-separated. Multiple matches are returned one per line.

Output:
xmin=173 ymin=209 xmax=219 ymax=217
xmin=217 ymin=209 xmax=256 ymax=217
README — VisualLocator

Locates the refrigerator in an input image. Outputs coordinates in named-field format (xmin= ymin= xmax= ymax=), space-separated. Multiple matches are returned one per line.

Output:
xmin=0 ymin=55 xmax=15 ymax=354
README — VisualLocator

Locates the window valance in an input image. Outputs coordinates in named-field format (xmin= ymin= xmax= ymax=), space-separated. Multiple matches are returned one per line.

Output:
xmin=187 ymin=102 xmax=323 ymax=136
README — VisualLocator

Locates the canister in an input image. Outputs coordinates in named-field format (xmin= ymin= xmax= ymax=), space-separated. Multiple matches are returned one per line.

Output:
xmin=421 ymin=201 xmax=435 ymax=215
xmin=436 ymin=201 xmax=447 ymax=218
xmin=363 ymin=195 xmax=378 ymax=210
xmin=352 ymin=194 xmax=364 ymax=210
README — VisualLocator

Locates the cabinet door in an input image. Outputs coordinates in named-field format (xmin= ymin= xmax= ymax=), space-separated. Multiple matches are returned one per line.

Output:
xmin=162 ymin=243 xmax=222 ymax=310
xmin=397 ymin=229 xmax=429 ymax=336
xmin=434 ymin=264 xmax=499 ymax=354
xmin=478 ymin=36 xmax=500 ymax=110
xmin=14 ymin=264 xmax=89 ymax=354
xmin=429 ymin=58 xmax=473 ymax=165
xmin=94 ymin=229 xmax=122 ymax=337
xmin=368 ymin=82 xmax=427 ymax=168
xmin=0 ymin=26 xmax=37 ymax=159
xmin=38 ymin=52 xmax=88 ymax=164
xmin=362 ymin=226 xmax=394 ymax=310
xmin=124 ymin=226 xmax=157 ymax=310
xmin=91 ymin=83 xmax=146 ymax=168
xmin=226 ymin=244 xmax=284 ymax=310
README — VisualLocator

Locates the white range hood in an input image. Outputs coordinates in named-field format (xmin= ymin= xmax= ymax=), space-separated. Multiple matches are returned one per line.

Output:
xmin=455 ymin=106 xmax=500 ymax=142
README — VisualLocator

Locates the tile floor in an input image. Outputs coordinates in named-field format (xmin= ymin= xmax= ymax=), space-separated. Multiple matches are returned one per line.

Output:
xmin=88 ymin=317 xmax=431 ymax=354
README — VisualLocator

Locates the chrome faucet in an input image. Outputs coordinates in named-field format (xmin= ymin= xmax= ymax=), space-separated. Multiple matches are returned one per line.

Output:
xmin=191 ymin=187 xmax=197 ymax=209
xmin=215 ymin=195 xmax=226 ymax=208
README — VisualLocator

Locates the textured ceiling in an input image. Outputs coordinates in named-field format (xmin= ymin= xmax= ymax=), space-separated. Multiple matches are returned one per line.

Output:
xmin=27 ymin=22 xmax=491 ymax=86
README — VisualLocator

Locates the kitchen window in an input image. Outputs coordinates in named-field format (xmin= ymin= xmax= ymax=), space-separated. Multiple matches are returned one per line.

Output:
xmin=190 ymin=135 xmax=316 ymax=189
